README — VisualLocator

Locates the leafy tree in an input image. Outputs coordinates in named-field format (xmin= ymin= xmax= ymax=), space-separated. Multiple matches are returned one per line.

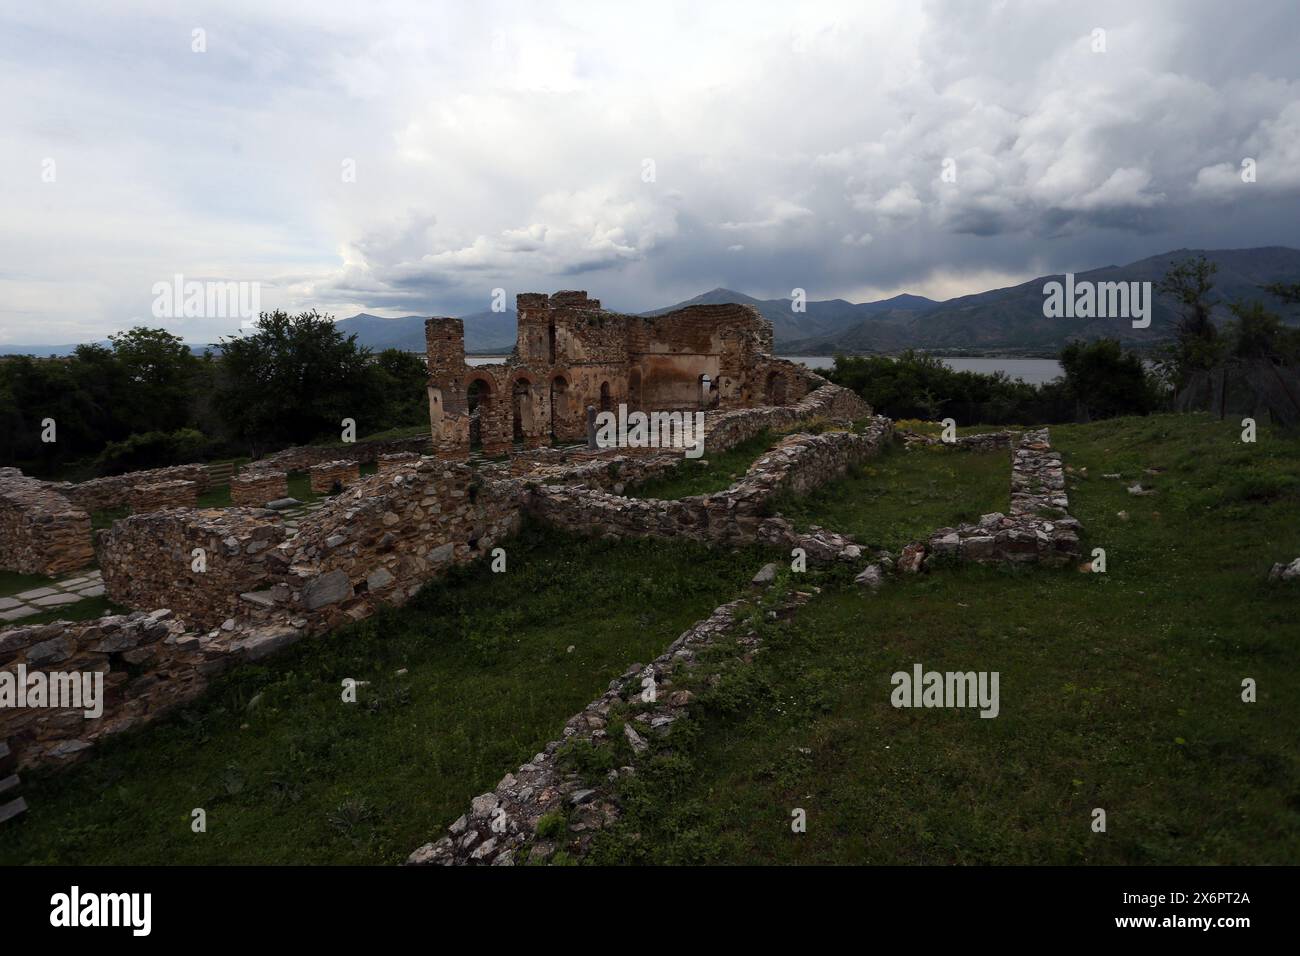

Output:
xmin=1059 ymin=339 xmax=1162 ymax=420
xmin=108 ymin=327 xmax=201 ymax=434
xmin=213 ymin=310 xmax=382 ymax=456
xmin=369 ymin=348 xmax=430 ymax=428
xmin=1225 ymin=301 xmax=1300 ymax=364
xmin=1157 ymin=255 xmax=1224 ymax=382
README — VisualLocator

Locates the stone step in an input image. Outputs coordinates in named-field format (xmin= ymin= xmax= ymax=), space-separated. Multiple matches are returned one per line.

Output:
xmin=0 ymin=773 xmax=19 ymax=797
xmin=0 ymin=797 xmax=28 ymax=825
xmin=0 ymin=741 xmax=14 ymax=774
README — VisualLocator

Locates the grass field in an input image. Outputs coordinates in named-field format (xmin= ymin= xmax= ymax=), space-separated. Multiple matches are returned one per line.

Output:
xmin=582 ymin=413 xmax=1300 ymax=864
xmin=1 ymin=523 xmax=776 ymax=865
xmin=770 ymin=441 xmax=1011 ymax=552
xmin=624 ymin=430 xmax=779 ymax=500
xmin=6 ymin=412 xmax=1297 ymax=866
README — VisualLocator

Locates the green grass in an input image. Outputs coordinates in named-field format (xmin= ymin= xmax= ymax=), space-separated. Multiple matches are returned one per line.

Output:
xmin=1 ymin=522 xmax=775 ymax=865
xmin=11 ymin=596 xmax=120 ymax=628
xmin=582 ymin=413 xmax=1300 ymax=865
xmin=625 ymin=430 xmax=780 ymax=500
xmin=0 ymin=570 xmax=59 ymax=599
xmin=770 ymin=440 xmax=1011 ymax=551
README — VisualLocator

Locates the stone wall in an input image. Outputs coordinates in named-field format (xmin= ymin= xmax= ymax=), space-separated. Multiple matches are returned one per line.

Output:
xmin=309 ymin=459 xmax=360 ymax=494
xmin=257 ymin=435 xmax=432 ymax=473
xmin=129 ymin=479 xmax=198 ymax=512
xmin=230 ymin=469 xmax=288 ymax=506
xmin=525 ymin=419 xmax=892 ymax=550
xmin=899 ymin=429 xmax=1017 ymax=451
xmin=52 ymin=464 xmax=210 ymax=513
xmin=97 ymin=509 xmax=288 ymax=630
xmin=377 ymin=452 xmax=421 ymax=474
xmin=0 ymin=468 xmax=95 ymax=576
xmin=927 ymin=428 xmax=1082 ymax=566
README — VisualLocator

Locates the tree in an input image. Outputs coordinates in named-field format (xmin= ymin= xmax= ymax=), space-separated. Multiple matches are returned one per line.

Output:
xmin=1059 ymin=339 xmax=1162 ymax=420
xmin=369 ymin=348 xmax=430 ymax=428
xmin=107 ymin=327 xmax=201 ymax=434
xmin=1157 ymin=255 xmax=1224 ymax=382
xmin=213 ymin=310 xmax=382 ymax=456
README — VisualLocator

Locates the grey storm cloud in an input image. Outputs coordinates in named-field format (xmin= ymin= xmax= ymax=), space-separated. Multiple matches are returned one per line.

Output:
xmin=1 ymin=0 xmax=1298 ymax=343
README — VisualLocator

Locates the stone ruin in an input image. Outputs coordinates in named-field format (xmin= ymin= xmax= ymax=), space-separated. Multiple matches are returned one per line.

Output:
xmin=0 ymin=468 xmax=94 ymax=577
xmin=425 ymin=290 xmax=815 ymax=457
xmin=0 ymin=287 xmax=1085 ymax=857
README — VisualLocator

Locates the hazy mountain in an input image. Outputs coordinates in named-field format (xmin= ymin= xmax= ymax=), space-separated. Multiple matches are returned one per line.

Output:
xmin=792 ymin=245 xmax=1300 ymax=353
xmin=5 ymin=247 xmax=1296 ymax=358
xmin=641 ymin=288 xmax=937 ymax=344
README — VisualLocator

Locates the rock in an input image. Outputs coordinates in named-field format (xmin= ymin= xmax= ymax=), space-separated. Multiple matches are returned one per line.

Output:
xmin=854 ymin=564 xmax=884 ymax=590
xmin=301 ymin=569 xmax=353 ymax=610
xmin=751 ymin=562 xmax=779 ymax=586
xmin=1127 ymin=483 xmax=1156 ymax=496
xmin=898 ymin=543 xmax=926 ymax=574
xmin=624 ymin=724 xmax=648 ymax=754
xmin=1269 ymin=557 xmax=1300 ymax=582
xmin=366 ymin=566 xmax=395 ymax=591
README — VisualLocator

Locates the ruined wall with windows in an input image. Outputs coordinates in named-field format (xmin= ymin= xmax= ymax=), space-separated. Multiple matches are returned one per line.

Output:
xmin=426 ymin=291 xmax=814 ymax=459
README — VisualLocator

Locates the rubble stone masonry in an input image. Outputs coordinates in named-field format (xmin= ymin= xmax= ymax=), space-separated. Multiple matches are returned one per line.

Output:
xmin=128 ymin=479 xmax=198 ymax=512
xmin=309 ymin=459 xmax=360 ymax=495
xmin=51 ymin=463 xmax=210 ymax=513
xmin=0 ymin=468 xmax=95 ymax=576
xmin=229 ymin=469 xmax=289 ymax=506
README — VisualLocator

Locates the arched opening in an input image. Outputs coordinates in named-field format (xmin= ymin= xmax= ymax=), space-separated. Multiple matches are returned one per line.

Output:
xmin=512 ymin=378 xmax=533 ymax=444
xmin=698 ymin=374 xmax=712 ymax=409
xmin=628 ymin=368 xmax=642 ymax=410
xmin=467 ymin=378 xmax=491 ymax=451
xmin=547 ymin=322 xmax=557 ymax=365
xmin=550 ymin=376 xmax=569 ymax=441
xmin=599 ymin=381 xmax=611 ymax=413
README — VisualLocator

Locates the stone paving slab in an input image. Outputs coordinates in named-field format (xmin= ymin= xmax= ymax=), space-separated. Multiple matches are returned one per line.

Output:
xmin=1 ymin=568 xmax=106 ymax=623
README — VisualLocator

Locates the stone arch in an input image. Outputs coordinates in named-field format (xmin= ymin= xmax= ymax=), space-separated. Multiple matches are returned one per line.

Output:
xmin=466 ymin=376 xmax=493 ymax=451
xmin=698 ymin=373 xmax=713 ymax=409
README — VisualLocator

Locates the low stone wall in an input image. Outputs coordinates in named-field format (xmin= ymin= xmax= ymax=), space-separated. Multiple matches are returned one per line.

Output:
xmin=899 ymin=429 xmax=1017 ymax=451
xmin=525 ymin=419 xmax=892 ymax=550
xmin=701 ymin=381 xmax=870 ymax=452
xmin=10 ymin=460 xmax=525 ymax=770
xmin=129 ymin=479 xmax=198 ymax=512
xmin=0 ymin=606 xmax=313 ymax=770
xmin=229 ymin=469 xmax=288 ymax=506
xmin=309 ymin=460 xmax=360 ymax=495
xmin=53 ymin=464 xmax=210 ymax=513
xmin=0 ymin=468 xmax=95 ymax=576
xmin=258 ymin=435 xmax=432 ymax=473
xmin=377 ymin=452 xmax=421 ymax=474
xmin=97 ymin=509 xmax=288 ymax=630
xmin=927 ymin=428 xmax=1082 ymax=566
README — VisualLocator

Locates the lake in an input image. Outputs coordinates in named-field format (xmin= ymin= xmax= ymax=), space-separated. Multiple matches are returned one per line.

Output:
xmin=469 ymin=354 xmax=1065 ymax=385
xmin=781 ymin=355 xmax=1064 ymax=385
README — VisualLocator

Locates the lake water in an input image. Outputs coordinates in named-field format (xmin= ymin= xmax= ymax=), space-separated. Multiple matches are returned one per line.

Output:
xmin=469 ymin=354 xmax=1064 ymax=385
xmin=781 ymin=355 xmax=1064 ymax=385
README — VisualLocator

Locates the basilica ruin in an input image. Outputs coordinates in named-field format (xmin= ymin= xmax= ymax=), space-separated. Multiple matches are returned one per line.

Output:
xmin=425 ymin=292 xmax=813 ymax=456
xmin=1 ymin=289 xmax=1085 ymax=857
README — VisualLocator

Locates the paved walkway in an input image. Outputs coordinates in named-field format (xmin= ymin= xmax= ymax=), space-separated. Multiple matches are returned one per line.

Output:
xmin=0 ymin=570 xmax=105 ymax=623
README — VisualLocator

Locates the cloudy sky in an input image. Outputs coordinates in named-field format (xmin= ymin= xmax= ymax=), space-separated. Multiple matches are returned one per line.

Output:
xmin=2 ymin=0 xmax=1298 ymax=345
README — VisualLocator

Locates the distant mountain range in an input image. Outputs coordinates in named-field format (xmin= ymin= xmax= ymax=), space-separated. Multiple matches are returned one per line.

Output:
xmin=5 ymin=246 xmax=1298 ymax=358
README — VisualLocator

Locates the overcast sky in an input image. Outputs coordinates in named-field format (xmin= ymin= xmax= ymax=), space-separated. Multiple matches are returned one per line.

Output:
xmin=2 ymin=0 xmax=1298 ymax=345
